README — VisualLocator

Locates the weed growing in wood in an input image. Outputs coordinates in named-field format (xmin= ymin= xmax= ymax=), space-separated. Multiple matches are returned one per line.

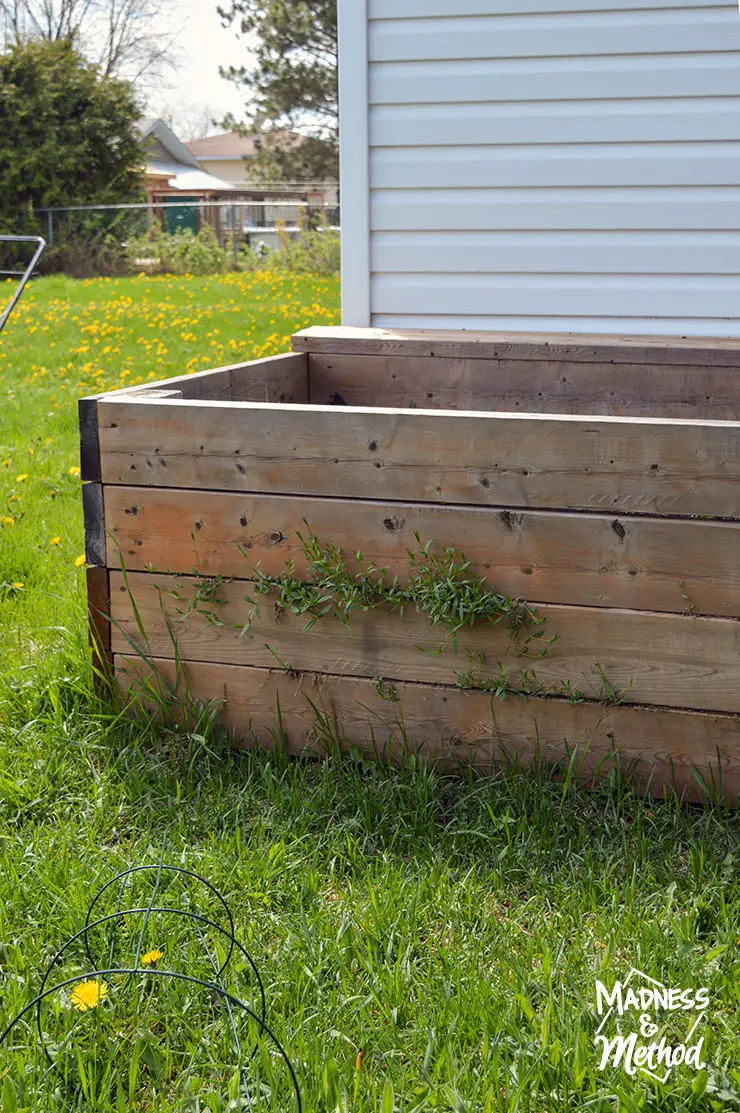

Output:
xmin=237 ymin=526 xmax=630 ymax=707
xmin=242 ymin=527 xmax=542 ymax=650
xmin=456 ymin=660 xmax=631 ymax=707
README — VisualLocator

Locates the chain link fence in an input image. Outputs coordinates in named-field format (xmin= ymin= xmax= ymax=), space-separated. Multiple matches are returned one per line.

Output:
xmin=22 ymin=199 xmax=340 ymax=276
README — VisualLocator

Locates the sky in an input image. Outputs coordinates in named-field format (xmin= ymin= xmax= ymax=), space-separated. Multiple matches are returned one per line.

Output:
xmin=147 ymin=0 xmax=254 ymax=136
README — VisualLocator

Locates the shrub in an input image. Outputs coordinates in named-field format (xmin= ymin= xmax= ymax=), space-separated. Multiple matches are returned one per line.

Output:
xmin=126 ymin=225 xmax=230 ymax=276
xmin=241 ymin=224 xmax=340 ymax=276
xmin=41 ymin=210 xmax=145 ymax=277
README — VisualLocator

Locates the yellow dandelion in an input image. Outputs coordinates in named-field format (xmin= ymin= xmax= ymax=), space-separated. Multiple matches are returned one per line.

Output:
xmin=15 ymin=474 xmax=28 ymax=482
xmin=68 ymin=466 xmax=81 ymax=477
xmin=140 ymin=948 xmax=163 ymax=967
xmin=74 ymin=553 xmax=86 ymax=567
xmin=13 ymin=582 xmax=23 ymax=590
xmin=50 ymin=536 xmax=61 ymax=545
xmin=71 ymin=979 xmax=108 ymax=1012
xmin=2 ymin=517 xmax=14 ymax=528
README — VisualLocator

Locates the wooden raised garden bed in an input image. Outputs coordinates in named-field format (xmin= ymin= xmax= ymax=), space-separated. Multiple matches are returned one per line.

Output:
xmin=80 ymin=326 xmax=740 ymax=803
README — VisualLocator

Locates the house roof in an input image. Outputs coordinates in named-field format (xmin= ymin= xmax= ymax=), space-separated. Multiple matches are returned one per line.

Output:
xmin=136 ymin=117 xmax=201 ymax=169
xmin=186 ymin=130 xmax=303 ymax=161
xmin=165 ymin=168 xmax=236 ymax=192
xmin=137 ymin=118 xmax=235 ymax=193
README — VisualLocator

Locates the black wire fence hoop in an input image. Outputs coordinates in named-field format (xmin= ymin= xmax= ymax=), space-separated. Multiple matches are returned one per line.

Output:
xmin=36 ymin=905 xmax=267 ymax=1069
xmin=84 ymin=865 xmax=237 ymax=973
xmin=0 ymin=864 xmax=301 ymax=1110
xmin=1 ymin=967 xmax=301 ymax=1112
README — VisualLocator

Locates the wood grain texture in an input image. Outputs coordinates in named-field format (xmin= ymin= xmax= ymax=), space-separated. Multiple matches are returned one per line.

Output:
xmin=110 ymin=570 xmax=740 ymax=714
xmin=83 ymin=482 xmax=106 ymax=567
xmin=78 ymin=396 xmax=101 ymax=482
xmin=87 ymin=565 xmax=112 ymax=691
xmin=114 ymin=655 xmax=740 ymax=804
xmin=97 ymin=397 xmax=740 ymax=518
xmin=103 ymin=487 xmax=740 ymax=617
xmin=307 ymin=352 xmax=740 ymax=419
xmin=292 ymin=326 xmax=740 ymax=368
xmin=104 ymin=352 xmax=308 ymax=404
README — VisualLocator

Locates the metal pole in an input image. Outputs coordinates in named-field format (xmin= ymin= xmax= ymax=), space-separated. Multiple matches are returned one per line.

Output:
xmin=231 ymin=204 xmax=237 ymax=265
xmin=0 ymin=236 xmax=46 ymax=335
xmin=47 ymin=210 xmax=53 ymax=247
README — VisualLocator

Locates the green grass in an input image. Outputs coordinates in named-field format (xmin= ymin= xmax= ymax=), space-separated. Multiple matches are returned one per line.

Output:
xmin=0 ymin=271 xmax=339 ymax=676
xmin=1 ymin=275 xmax=740 ymax=1112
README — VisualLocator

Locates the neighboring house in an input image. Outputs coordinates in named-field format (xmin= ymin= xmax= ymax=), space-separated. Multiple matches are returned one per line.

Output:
xmin=136 ymin=118 xmax=236 ymax=235
xmin=339 ymin=0 xmax=740 ymax=337
xmin=187 ymin=131 xmax=339 ymax=212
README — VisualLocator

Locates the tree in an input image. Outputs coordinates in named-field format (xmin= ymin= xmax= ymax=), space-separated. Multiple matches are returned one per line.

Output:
xmin=0 ymin=37 xmax=143 ymax=229
xmin=0 ymin=0 xmax=179 ymax=88
xmin=218 ymin=0 xmax=338 ymax=183
xmin=155 ymin=100 xmax=220 ymax=142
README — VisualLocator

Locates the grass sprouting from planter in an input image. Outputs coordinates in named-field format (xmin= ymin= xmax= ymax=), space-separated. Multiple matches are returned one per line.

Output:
xmin=238 ymin=526 xmax=634 ymax=705
xmin=243 ymin=528 xmax=542 ymax=646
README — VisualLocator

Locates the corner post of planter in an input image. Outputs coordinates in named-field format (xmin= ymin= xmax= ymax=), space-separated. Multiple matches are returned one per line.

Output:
xmin=79 ymin=394 xmax=112 ymax=694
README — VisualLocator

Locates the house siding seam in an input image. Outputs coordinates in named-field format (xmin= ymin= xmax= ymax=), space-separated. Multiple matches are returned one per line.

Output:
xmin=357 ymin=1 xmax=740 ymax=336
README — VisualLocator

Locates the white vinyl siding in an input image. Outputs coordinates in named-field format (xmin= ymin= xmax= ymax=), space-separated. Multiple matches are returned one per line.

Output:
xmin=341 ymin=0 xmax=740 ymax=336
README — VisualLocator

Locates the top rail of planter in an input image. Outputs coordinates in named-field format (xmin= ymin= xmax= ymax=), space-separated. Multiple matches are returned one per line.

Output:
xmin=80 ymin=327 xmax=740 ymax=520
xmin=291 ymin=325 xmax=740 ymax=367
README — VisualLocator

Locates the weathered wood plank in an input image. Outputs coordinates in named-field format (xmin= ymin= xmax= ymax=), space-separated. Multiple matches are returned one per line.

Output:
xmin=227 ymin=352 xmax=308 ymax=404
xmin=110 ymin=570 xmax=740 ymax=714
xmin=78 ymin=397 xmax=101 ymax=482
xmin=83 ymin=482 xmax=106 ymax=567
xmin=97 ymin=352 xmax=308 ymax=404
xmin=307 ymin=352 xmax=740 ymax=420
xmin=114 ymin=655 xmax=740 ymax=804
xmin=87 ymin=565 xmax=112 ymax=691
xmin=97 ymin=397 xmax=740 ymax=518
xmin=293 ymin=325 xmax=740 ymax=368
xmin=104 ymin=487 xmax=740 ymax=617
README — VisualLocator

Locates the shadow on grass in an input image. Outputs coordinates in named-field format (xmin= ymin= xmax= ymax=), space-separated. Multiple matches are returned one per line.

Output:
xmin=3 ymin=654 xmax=740 ymax=1113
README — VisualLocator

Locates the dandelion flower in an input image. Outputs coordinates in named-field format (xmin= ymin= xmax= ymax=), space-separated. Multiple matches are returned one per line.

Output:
xmin=140 ymin=949 xmax=163 ymax=966
xmin=2 ymin=517 xmax=13 ymax=528
xmin=13 ymin=582 xmax=23 ymax=590
xmin=74 ymin=554 xmax=86 ymax=567
xmin=71 ymin=980 xmax=108 ymax=1012
xmin=68 ymin=466 xmax=81 ymax=477
xmin=15 ymin=474 xmax=27 ymax=482
xmin=50 ymin=536 xmax=61 ymax=546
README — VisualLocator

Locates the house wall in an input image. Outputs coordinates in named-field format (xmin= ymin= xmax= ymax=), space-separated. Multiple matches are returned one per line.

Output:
xmin=339 ymin=0 xmax=740 ymax=335
xmin=198 ymin=158 xmax=250 ymax=185
xmin=198 ymin=159 xmax=340 ymax=208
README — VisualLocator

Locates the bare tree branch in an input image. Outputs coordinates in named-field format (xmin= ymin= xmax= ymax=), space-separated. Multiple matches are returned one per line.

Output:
xmin=0 ymin=0 xmax=180 ymax=88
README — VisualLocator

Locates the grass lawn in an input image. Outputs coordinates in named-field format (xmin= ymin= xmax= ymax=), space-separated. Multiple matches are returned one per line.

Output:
xmin=1 ymin=274 xmax=740 ymax=1112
